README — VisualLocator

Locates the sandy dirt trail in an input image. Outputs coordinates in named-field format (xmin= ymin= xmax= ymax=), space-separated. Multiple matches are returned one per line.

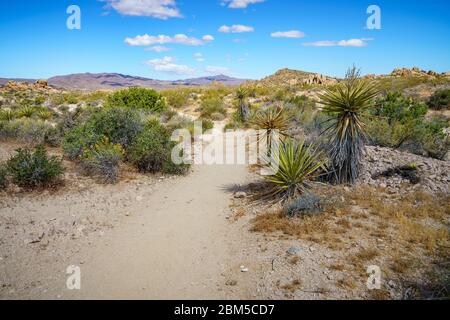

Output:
xmin=62 ymin=120 xmax=253 ymax=299
xmin=63 ymin=163 xmax=249 ymax=299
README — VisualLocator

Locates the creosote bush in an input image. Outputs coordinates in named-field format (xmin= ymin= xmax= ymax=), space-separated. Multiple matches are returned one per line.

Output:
xmin=6 ymin=145 xmax=64 ymax=188
xmin=62 ymin=107 xmax=142 ymax=160
xmin=128 ymin=120 xmax=189 ymax=175
xmin=105 ymin=88 xmax=167 ymax=112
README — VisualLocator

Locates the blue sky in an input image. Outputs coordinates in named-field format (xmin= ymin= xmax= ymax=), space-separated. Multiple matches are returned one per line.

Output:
xmin=0 ymin=0 xmax=449 ymax=80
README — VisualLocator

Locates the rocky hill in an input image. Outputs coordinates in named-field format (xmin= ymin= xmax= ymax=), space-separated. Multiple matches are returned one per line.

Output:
xmin=251 ymin=68 xmax=338 ymax=88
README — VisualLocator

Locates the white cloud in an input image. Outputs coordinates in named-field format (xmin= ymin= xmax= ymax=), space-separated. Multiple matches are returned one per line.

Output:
xmin=145 ymin=46 xmax=171 ymax=52
xmin=202 ymin=35 xmax=215 ymax=42
xmin=194 ymin=53 xmax=205 ymax=62
xmin=104 ymin=0 xmax=181 ymax=19
xmin=303 ymin=38 xmax=372 ymax=47
xmin=271 ymin=30 xmax=305 ymax=38
xmin=218 ymin=25 xmax=254 ymax=33
xmin=222 ymin=0 xmax=265 ymax=9
xmin=147 ymin=56 xmax=196 ymax=75
xmin=205 ymin=66 xmax=231 ymax=75
xmin=125 ymin=33 xmax=214 ymax=46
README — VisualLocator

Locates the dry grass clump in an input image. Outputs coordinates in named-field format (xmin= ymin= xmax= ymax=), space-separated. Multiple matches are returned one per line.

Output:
xmin=249 ymin=185 xmax=449 ymax=298
xmin=280 ymin=279 xmax=303 ymax=292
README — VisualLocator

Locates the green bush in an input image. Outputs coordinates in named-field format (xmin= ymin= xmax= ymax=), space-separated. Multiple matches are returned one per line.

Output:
xmin=369 ymin=91 xmax=428 ymax=124
xmin=161 ymin=89 xmax=191 ymax=108
xmin=81 ymin=138 xmax=124 ymax=184
xmin=6 ymin=145 xmax=64 ymax=188
xmin=128 ymin=120 xmax=188 ymax=174
xmin=0 ymin=164 xmax=8 ymax=189
xmin=367 ymin=91 xmax=449 ymax=158
xmin=62 ymin=107 xmax=142 ymax=159
xmin=428 ymin=89 xmax=450 ymax=110
xmin=199 ymin=97 xmax=226 ymax=119
xmin=105 ymin=88 xmax=167 ymax=112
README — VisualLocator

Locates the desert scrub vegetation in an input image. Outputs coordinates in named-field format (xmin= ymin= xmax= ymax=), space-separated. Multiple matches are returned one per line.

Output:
xmin=199 ymin=96 xmax=227 ymax=120
xmin=62 ymin=107 xmax=142 ymax=160
xmin=128 ymin=119 xmax=188 ymax=174
xmin=6 ymin=145 xmax=64 ymax=189
xmin=319 ymin=67 xmax=379 ymax=184
xmin=62 ymin=106 xmax=189 ymax=182
xmin=0 ymin=118 xmax=59 ymax=145
xmin=160 ymin=88 xmax=195 ymax=109
xmin=81 ymin=138 xmax=124 ymax=184
xmin=367 ymin=92 xmax=450 ymax=159
xmin=427 ymin=89 xmax=450 ymax=110
xmin=105 ymin=87 xmax=167 ymax=112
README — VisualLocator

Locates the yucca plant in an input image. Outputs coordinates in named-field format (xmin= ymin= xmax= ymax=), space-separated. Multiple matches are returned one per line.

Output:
xmin=17 ymin=106 xmax=35 ymax=118
xmin=37 ymin=109 xmax=53 ymax=121
xmin=0 ymin=109 xmax=17 ymax=121
xmin=318 ymin=67 xmax=379 ymax=184
xmin=251 ymin=105 xmax=291 ymax=156
xmin=236 ymin=87 xmax=250 ymax=121
xmin=263 ymin=139 xmax=325 ymax=202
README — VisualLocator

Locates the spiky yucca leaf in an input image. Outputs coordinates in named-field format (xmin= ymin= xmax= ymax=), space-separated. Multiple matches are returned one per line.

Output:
xmin=0 ymin=109 xmax=17 ymax=121
xmin=319 ymin=67 xmax=379 ymax=184
xmin=251 ymin=105 xmax=292 ymax=156
xmin=263 ymin=139 xmax=325 ymax=201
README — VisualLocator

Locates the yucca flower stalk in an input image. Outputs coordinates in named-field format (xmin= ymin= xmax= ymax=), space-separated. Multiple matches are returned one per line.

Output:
xmin=319 ymin=67 xmax=379 ymax=184
xmin=263 ymin=139 xmax=325 ymax=202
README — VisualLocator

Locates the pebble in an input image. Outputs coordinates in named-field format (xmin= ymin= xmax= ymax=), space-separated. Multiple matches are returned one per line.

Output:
xmin=240 ymin=266 xmax=249 ymax=272
xmin=287 ymin=246 xmax=301 ymax=256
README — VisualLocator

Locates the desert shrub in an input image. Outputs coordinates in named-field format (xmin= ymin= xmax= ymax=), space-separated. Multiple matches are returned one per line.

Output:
xmin=6 ymin=145 xmax=64 ymax=188
xmin=105 ymin=88 xmax=167 ymax=112
xmin=370 ymin=91 xmax=428 ymax=124
xmin=166 ymin=115 xmax=194 ymax=132
xmin=81 ymin=138 xmax=124 ymax=184
xmin=199 ymin=96 xmax=226 ymax=119
xmin=284 ymin=193 xmax=323 ymax=217
xmin=0 ymin=118 xmax=56 ymax=144
xmin=263 ymin=139 xmax=325 ymax=202
xmin=210 ymin=112 xmax=226 ymax=121
xmin=285 ymin=95 xmax=316 ymax=125
xmin=161 ymin=89 xmax=191 ymax=108
xmin=62 ymin=107 xmax=142 ymax=159
xmin=428 ymin=89 xmax=450 ymax=110
xmin=128 ymin=120 xmax=188 ymax=174
xmin=368 ymin=92 xmax=449 ymax=159
xmin=0 ymin=164 xmax=8 ymax=189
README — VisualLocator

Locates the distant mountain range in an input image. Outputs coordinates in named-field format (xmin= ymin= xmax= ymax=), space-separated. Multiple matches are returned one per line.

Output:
xmin=0 ymin=73 xmax=249 ymax=91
